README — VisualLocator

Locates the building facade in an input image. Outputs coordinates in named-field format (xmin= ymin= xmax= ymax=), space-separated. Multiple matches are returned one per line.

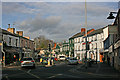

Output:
xmin=2 ymin=25 xmax=35 ymax=65
xmin=113 ymin=9 xmax=120 ymax=71
xmin=74 ymin=28 xmax=104 ymax=62
xmin=62 ymin=41 xmax=69 ymax=57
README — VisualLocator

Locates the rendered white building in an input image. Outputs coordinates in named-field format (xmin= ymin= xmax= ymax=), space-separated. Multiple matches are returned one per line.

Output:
xmin=74 ymin=28 xmax=105 ymax=62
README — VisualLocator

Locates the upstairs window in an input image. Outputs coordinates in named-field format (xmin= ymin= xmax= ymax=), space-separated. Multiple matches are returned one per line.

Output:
xmin=16 ymin=39 xmax=18 ymax=47
xmin=9 ymin=37 xmax=11 ymax=46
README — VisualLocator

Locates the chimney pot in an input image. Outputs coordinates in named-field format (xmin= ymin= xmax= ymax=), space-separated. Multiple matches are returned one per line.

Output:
xmin=8 ymin=24 xmax=10 ymax=28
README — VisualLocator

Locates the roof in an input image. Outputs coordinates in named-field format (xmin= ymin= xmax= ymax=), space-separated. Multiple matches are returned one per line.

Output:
xmin=2 ymin=29 xmax=34 ymax=42
xmin=113 ymin=9 xmax=120 ymax=25
xmin=87 ymin=27 xmax=107 ymax=37
xmin=87 ymin=28 xmax=103 ymax=37
xmin=56 ymin=45 xmax=60 ymax=49
xmin=2 ymin=29 xmax=20 ymax=37
xmin=69 ymin=29 xmax=94 ymax=39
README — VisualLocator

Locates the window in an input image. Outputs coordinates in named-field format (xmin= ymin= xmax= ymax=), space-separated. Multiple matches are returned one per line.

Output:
xmin=25 ymin=41 xmax=27 ymax=47
xmin=82 ymin=38 xmax=84 ymax=42
xmin=16 ymin=39 xmax=18 ymax=47
xmin=95 ymin=35 xmax=97 ymax=41
xmin=9 ymin=37 xmax=11 ymax=46
xmin=91 ymin=37 xmax=93 ymax=41
xmin=96 ymin=43 xmax=97 ymax=49
xmin=92 ymin=44 xmax=93 ymax=49
xmin=29 ymin=42 xmax=30 ymax=48
xmin=21 ymin=40 xmax=23 ymax=47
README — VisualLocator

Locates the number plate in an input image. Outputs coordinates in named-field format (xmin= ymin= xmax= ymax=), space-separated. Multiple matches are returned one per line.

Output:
xmin=25 ymin=62 xmax=30 ymax=64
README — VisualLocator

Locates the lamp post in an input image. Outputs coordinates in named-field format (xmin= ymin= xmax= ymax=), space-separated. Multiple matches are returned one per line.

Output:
xmin=85 ymin=0 xmax=88 ymax=69
xmin=107 ymin=12 xmax=117 ymax=19
xmin=107 ymin=11 xmax=119 ymax=67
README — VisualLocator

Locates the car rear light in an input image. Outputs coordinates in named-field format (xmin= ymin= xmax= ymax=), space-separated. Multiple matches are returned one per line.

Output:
xmin=31 ymin=60 xmax=34 ymax=62
xmin=21 ymin=61 xmax=23 ymax=63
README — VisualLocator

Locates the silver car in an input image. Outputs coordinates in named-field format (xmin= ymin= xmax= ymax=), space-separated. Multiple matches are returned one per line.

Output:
xmin=68 ymin=58 xmax=78 ymax=65
xmin=21 ymin=57 xmax=35 ymax=68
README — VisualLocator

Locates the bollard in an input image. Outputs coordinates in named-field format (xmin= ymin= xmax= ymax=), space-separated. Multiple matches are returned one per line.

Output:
xmin=40 ymin=58 xmax=42 ymax=63
xmin=48 ymin=59 xmax=50 ymax=66
xmin=51 ymin=59 xmax=54 ymax=65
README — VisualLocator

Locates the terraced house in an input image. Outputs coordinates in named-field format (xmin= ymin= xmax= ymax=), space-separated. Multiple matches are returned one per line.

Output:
xmin=62 ymin=41 xmax=69 ymax=57
xmin=74 ymin=28 xmax=105 ymax=62
xmin=2 ymin=24 xmax=35 ymax=65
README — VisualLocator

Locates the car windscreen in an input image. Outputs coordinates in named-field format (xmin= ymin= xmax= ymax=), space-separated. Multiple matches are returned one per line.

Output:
xmin=22 ymin=58 xmax=33 ymax=61
xmin=59 ymin=56 xmax=65 ymax=58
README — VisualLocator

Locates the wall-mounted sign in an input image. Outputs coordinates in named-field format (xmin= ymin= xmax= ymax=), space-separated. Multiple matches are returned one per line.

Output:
xmin=109 ymin=45 xmax=113 ymax=53
xmin=114 ymin=40 xmax=120 ymax=49
xmin=108 ymin=25 xmax=118 ymax=34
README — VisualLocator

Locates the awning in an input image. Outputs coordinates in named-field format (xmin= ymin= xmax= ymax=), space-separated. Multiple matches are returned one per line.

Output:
xmin=3 ymin=46 xmax=21 ymax=54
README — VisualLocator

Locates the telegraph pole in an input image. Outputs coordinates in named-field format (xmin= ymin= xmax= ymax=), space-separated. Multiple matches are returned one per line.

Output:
xmin=85 ymin=0 xmax=88 ymax=69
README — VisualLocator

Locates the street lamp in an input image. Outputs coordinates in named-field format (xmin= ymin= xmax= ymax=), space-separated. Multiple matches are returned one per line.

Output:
xmin=107 ymin=12 xmax=117 ymax=19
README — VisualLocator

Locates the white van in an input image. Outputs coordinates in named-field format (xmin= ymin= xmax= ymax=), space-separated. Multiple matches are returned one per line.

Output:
xmin=58 ymin=55 xmax=66 ymax=60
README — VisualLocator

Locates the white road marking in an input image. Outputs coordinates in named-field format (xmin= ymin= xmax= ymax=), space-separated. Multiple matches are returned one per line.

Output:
xmin=48 ymin=76 xmax=56 ymax=78
xmin=27 ymin=69 xmax=31 ymax=73
xmin=27 ymin=72 xmax=40 ymax=79
xmin=19 ymin=69 xmax=40 ymax=79
xmin=48 ymin=73 xmax=63 ymax=78
xmin=57 ymin=74 xmax=63 ymax=76
xmin=5 ymin=76 xmax=9 ymax=80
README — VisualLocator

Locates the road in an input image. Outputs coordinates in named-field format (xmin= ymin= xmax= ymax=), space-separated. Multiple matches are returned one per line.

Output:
xmin=2 ymin=62 xmax=120 ymax=80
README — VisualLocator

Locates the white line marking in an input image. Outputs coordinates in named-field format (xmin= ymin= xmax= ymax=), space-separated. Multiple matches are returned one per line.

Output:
xmin=27 ymin=72 xmax=40 ymax=79
xmin=27 ymin=69 xmax=31 ymax=73
xmin=5 ymin=76 xmax=9 ymax=80
xmin=48 ymin=76 xmax=56 ymax=78
xmin=57 ymin=74 xmax=63 ymax=76
xmin=19 ymin=69 xmax=40 ymax=79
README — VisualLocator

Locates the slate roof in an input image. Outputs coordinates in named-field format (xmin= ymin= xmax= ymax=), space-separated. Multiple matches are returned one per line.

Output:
xmin=113 ymin=9 xmax=120 ymax=25
xmin=69 ymin=29 xmax=94 ymax=39
xmin=87 ymin=28 xmax=103 ymax=37
xmin=87 ymin=26 xmax=107 ymax=37
xmin=2 ymin=29 xmax=34 ymax=42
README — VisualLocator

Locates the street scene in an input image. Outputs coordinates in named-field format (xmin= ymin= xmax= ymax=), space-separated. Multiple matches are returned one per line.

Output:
xmin=1 ymin=1 xmax=120 ymax=80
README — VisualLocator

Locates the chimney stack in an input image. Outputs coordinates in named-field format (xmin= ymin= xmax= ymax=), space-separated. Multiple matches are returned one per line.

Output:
xmin=81 ymin=28 xmax=86 ymax=33
xmin=7 ymin=24 xmax=15 ymax=34
xmin=16 ymin=31 xmax=23 ymax=36
xmin=24 ymin=36 xmax=30 ymax=39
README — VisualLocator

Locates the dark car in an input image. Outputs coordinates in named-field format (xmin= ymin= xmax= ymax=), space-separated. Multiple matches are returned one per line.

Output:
xmin=65 ymin=57 xmax=70 ymax=61
xmin=42 ymin=57 xmax=48 ymax=65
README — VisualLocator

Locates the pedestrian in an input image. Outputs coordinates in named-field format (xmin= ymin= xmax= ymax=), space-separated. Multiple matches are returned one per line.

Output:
xmin=107 ymin=57 xmax=110 ymax=65
xmin=102 ymin=57 xmax=105 ymax=63
xmin=40 ymin=58 xmax=42 ymax=63
xmin=55 ymin=57 xmax=57 ymax=61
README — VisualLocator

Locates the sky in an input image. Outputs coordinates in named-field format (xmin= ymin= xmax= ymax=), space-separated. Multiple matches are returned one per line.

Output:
xmin=1 ymin=2 xmax=119 ymax=42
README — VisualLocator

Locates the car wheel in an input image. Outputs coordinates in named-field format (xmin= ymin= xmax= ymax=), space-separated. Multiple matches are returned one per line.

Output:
xmin=32 ymin=64 xmax=36 ymax=69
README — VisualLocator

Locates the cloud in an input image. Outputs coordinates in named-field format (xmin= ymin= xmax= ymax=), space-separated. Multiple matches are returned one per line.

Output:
xmin=2 ymin=2 xmax=38 ymax=14
xmin=17 ymin=15 xmax=62 ymax=32
xmin=2 ymin=2 xmax=117 ymax=42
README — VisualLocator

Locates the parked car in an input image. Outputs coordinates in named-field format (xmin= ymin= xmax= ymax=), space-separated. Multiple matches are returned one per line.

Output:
xmin=20 ymin=57 xmax=35 ymax=68
xmin=68 ymin=57 xmax=78 ymax=65
xmin=65 ymin=57 xmax=70 ymax=61
xmin=82 ymin=58 xmax=95 ymax=64
xmin=59 ymin=56 xmax=66 ymax=61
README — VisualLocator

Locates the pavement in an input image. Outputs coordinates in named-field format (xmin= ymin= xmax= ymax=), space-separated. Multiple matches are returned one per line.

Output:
xmin=2 ymin=60 xmax=67 ymax=68
xmin=76 ymin=62 xmax=120 ymax=78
